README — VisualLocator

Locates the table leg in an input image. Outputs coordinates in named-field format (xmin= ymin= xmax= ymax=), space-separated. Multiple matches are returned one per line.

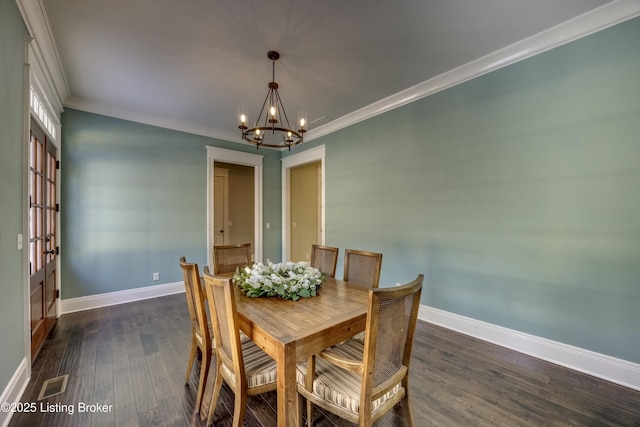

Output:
xmin=276 ymin=342 xmax=300 ymax=426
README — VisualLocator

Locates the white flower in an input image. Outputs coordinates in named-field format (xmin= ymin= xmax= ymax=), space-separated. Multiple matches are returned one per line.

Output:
xmin=233 ymin=261 xmax=325 ymax=300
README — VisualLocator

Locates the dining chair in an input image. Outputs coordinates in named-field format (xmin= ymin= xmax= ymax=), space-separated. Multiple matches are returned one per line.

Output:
xmin=343 ymin=248 xmax=383 ymax=288
xmin=297 ymin=274 xmax=423 ymax=427
xmin=202 ymin=267 xmax=278 ymax=427
xmin=178 ymin=256 xmax=213 ymax=415
xmin=212 ymin=243 xmax=252 ymax=275
xmin=310 ymin=244 xmax=339 ymax=278
xmin=343 ymin=249 xmax=383 ymax=342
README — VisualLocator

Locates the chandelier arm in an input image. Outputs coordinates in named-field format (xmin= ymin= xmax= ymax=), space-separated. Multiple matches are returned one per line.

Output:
xmin=256 ymin=89 xmax=272 ymax=128
xmin=274 ymin=90 xmax=293 ymax=130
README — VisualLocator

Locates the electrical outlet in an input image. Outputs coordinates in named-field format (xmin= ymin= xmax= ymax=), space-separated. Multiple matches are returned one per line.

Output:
xmin=153 ymin=272 xmax=160 ymax=281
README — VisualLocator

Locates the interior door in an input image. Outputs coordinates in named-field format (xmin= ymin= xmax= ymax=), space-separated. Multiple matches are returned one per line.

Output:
xmin=289 ymin=161 xmax=321 ymax=262
xmin=29 ymin=118 xmax=58 ymax=360
xmin=213 ymin=168 xmax=229 ymax=245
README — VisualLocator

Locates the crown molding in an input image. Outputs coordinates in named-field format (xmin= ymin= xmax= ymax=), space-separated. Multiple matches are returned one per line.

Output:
xmin=20 ymin=0 xmax=640 ymax=143
xmin=16 ymin=0 xmax=69 ymax=114
xmin=306 ymin=0 xmax=640 ymax=141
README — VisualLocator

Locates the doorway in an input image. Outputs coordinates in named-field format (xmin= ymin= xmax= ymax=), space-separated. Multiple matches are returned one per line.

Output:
xmin=28 ymin=118 xmax=58 ymax=360
xmin=207 ymin=147 xmax=263 ymax=267
xmin=289 ymin=161 xmax=321 ymax=262
xmin=214 ymin=162 xmax=255 ymax=250
xmin=281 ymin=145 xmax=326 ymax=261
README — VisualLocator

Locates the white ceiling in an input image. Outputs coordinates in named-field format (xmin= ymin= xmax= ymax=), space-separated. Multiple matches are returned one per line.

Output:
xmin=38 ymin=0 xmax=616 ymax=145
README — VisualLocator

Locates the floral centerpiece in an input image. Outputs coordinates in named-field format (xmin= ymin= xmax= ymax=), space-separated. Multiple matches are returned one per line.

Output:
xmin=233 ymin=261 xmax=325 ymax=301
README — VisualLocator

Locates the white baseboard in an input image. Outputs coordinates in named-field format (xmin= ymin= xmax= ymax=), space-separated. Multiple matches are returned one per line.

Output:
xmin=59 ymin=281 xmax=185 ymax=314
xmin=419 ymin=305 xmax=640 ymax=392
xmin=0 ymin=358 xmax=30 ymax=427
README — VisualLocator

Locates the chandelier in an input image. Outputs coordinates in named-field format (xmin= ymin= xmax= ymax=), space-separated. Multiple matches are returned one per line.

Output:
xmin=238 ymin=51 xmax=307 ymax=150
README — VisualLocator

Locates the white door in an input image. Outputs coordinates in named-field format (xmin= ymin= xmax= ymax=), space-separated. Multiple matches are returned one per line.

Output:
xmin=213 ymin=168 xmax=229 ymax=245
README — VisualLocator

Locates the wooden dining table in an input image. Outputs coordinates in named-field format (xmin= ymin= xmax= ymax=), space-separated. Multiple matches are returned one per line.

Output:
xmin=234 ymin=276 xmax=370 ymax=427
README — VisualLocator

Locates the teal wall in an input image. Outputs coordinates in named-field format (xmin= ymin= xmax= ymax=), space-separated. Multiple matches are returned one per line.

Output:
xmin=291 ymin=18 xmax=640 ymax=363
xmin=60 ymin=109 xmax=283 ymax=299
xmin=0 ymin=0 xmax=28 ymax=399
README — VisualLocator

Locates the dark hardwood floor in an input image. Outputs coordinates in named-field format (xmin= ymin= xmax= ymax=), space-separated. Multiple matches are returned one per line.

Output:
xmin=8 ymin=293 xmax=640 ymax=427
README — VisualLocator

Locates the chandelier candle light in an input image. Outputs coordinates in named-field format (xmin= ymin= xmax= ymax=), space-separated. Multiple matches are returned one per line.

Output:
xmin=238 ymin=51 xmax=307 ymax=150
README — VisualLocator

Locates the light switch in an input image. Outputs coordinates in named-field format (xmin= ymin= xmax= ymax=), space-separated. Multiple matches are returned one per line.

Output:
xmin=266 ymin=222 xmax=271 ymax=229
xmin=17 ymin=234 xmax=23 ymax=250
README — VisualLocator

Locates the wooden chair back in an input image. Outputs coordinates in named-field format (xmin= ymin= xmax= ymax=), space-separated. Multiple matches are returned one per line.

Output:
xmin=300 ymin=274 xmax=423 ymax=426
xmin=343 ymin=249 xmax=382 ymax=288
xmin=212 ymin=243 xmax=252 ymax=275
xmin=356 ymin=274 xmax=423 ymax=425
xmin=364 ymin=274 xmax=423 ymax=394
xmin=202 ymin=267 xmax=246 ymax=389
xmin=178 ymin=256 xmax=212 ymax=413
xmin=202 ymin=267 xmax=277 ymax=425
xmin=179 ymin=257 xmax=210 ymax=352
xmin=310 ymin=244 xmax=339 ymax=278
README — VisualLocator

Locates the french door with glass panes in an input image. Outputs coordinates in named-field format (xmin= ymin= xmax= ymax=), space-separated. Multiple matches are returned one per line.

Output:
xmin=29 ymin=118 xmax=58 ymax=360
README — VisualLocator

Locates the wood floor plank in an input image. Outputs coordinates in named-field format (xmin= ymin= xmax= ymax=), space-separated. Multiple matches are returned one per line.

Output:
xmin=113 ymin=366 xmax=136 ymax=414
xmin=129 ymin=360 xmax=157 ymax=415
xmin=91 ymin=383 xmax=115 ymax=427
xmin=114 ymin=404 xmax=140 ymax=427
xmin=8 ymin=293 xmax=640 ymax=427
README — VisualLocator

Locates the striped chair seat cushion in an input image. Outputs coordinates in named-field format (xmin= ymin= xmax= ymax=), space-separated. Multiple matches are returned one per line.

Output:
xmin=221 ymin=340 xmax=277 ymax=389
xmin=351 ymin=331 xmax=365 ymax=342
xmin=296 ymin=340 xmax=402 ymax=415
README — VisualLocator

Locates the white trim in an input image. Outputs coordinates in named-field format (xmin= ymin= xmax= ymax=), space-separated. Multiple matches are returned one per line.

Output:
xmin=306 ymin=0 xmax=640 ymax=142
xmin=20 ymin=37 xmax=33 ymax=407
xmin=419 ymin=305 xmax=640 ymax=392
xmin=59 ymin=282 xmax=185 ymax=314
xmin=206 ymin=146 xmax=263 ymax=266
xmin=0 ymin=358 xmax=30 ymax=427
xmin=16 ymin=0 xmax=68 ymax=114
xmin=281 ymin=145 xmax=326 ymax=262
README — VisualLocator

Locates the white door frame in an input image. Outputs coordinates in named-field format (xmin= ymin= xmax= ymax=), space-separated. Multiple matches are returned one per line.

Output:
xmin=207 ymin=146 xmax=263 ymax=268
xmin=281 ymin=145 xmax=326 ymax=262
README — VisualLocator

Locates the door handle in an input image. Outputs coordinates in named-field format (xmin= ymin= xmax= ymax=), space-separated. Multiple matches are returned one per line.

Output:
xmin=45 ymin=250 xmax=55 ymax=255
